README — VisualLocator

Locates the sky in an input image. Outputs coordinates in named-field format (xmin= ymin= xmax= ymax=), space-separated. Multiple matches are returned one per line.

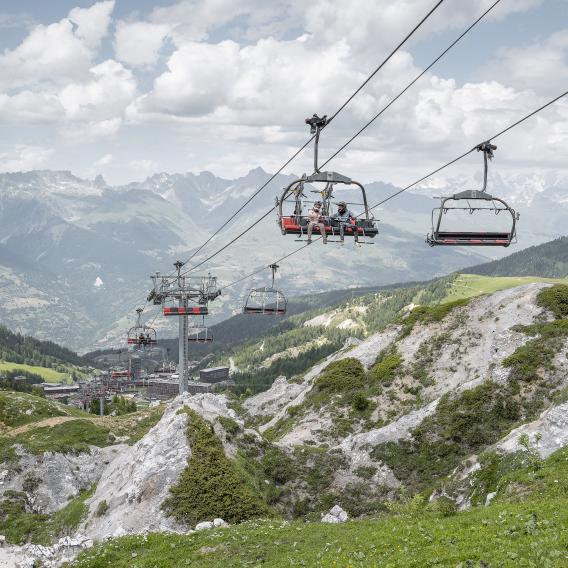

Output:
xmin=0 ymin=0 xmax=567 ymax=186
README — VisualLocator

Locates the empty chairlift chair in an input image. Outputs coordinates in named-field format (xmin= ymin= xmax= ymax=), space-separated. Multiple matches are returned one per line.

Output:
xmin=126 ymin=308 xmax=158 ymax=347
xmin=276 ymin=114 xmax=378 ymax=243
xmin=243 ymin=264 xmax=287 ymax=315
xmin=188 ymin=317 xmax=213 ymax=343
xmin=426 ymin=142 xmax=519 ymax=247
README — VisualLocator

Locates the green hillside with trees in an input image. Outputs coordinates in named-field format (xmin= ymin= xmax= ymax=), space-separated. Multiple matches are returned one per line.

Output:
xmin=466 ymin=235 xmax=568 ymax=278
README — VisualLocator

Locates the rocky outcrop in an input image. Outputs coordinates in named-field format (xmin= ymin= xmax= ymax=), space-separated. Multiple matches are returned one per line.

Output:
xmin=496 ymin=401 xmax=568 ymax=458
xmin=0 ymin=445 xmax=125 ymax=514
xmin=244 ymin=377 xmax=304 ymax=417
xmin=80 ymin=392 xmax=240 ymax=541
xmin=321 ymin=505 xmax=349 ymax=524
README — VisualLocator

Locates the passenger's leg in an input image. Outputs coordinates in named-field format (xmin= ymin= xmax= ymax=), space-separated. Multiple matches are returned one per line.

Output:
xmin=319 ymin=222 xmax=327 ymax=244
xmin=307 ymin=222 xmax=313 ymax=243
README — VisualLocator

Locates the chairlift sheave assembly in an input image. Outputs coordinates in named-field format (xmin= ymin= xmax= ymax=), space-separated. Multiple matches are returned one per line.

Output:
xmin=243 ymin=264 xmax=287 ymax=315
xmin=276 ymin=114 xmax=378 ymax=243
xmin=126 ymin=308 xmax=158 ymax=347
xmin=426 ymin=142 xmax=519 ymax=247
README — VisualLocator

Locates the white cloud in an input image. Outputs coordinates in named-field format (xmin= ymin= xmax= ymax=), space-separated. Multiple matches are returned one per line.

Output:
xmin=68 ymin=1 xmax=115 ymax=49
xmin=0 ymin=144 xmax=53 ymax=172
xmin=484 ymin=30 xmax=568 ymax=93
xmin=0 ymin=1 xmax=115 ymax=90
xmin=95 ymin=153 xmax=113 ymax=167
xmin=114 ymin=21 xmax=170 ymax=67
xmin=129 ymin=159 xmax=159 ymax=171
xmin=58 ymin=60 xmax=137 ymax=121
xmin=61 ymin=117 xmax=123 ymax=142
xmin=0 ymin=90 xmax=63 ymax=123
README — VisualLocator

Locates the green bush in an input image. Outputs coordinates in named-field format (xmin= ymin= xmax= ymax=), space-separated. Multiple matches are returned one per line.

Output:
xmin=401 ymin=299 xmax=469 ymax=336
xmin=217 ymin=416 xmax=241 ymax=438
xmin=371 ymin=351 xmax=402 ymax=385
xmin=261 ymin=447 xmax=295 ymax=484
xmin=354 ymin=465 xmax=377 ymax=480
xmin=95 ymin=500 xmax=109 ymax=517
xmin=163 ymin=409 xmax=270 ymax=526
xmin=537 ymin=284 xmax=568 ymax=319
xmin=351 ymin=391 xmax=370 ymax=412
xmin=432 ymin=496 xmax=457 ymax=517
xmin=314 ymin=358 xmax=365 ymax=393
xmin=371 ymin=382 xmax=523 ymax=491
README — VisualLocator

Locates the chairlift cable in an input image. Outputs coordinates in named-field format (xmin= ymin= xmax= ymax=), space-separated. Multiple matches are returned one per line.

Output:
xmin=319 ymin=0 xmax=503 ymax=170
xmin=364 ymin=89 xmax=568 ymax=214
xmin=219 ymin=91 xmax=568 ymax=290
xmin=326 ymin=0 xmax=446 ymax=125
xmin=181 ymin=0 xmax=498 ymax=275
xmin=177 ymin=0 xmax=447 ymax=272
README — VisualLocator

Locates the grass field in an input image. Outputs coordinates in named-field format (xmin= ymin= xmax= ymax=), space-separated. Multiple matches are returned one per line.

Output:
xmin=70 ymin=446 xmax=568 ymax=567
xmin=0 ymin=361 xmax=68 ymax=382
xmin=443 ymin=274 xmax=568 ymax=303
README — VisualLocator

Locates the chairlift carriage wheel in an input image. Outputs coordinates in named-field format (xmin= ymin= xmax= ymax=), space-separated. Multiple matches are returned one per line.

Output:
xmin=426 ymin=142 xmax=519 ymax=247
xmin=126 ymin=308 xmax=158 ymax=347
xmin=243 ymin=264 xmax=287 ymax=315
xmin=276 ymin=114 xmax=379 ymax=243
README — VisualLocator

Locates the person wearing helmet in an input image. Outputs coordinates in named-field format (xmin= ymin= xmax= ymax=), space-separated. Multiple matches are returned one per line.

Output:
xmin=333 ymin=201 xmax=358 ymax=243
xmin=306 ymin=201 xmax=327 ymax=244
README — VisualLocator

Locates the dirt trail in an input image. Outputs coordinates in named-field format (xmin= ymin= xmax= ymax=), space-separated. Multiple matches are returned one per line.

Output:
xmin=5 ymin=412 xmax=151 ymax=437
xmin=6 ymin=416 xmax=99 ymax=436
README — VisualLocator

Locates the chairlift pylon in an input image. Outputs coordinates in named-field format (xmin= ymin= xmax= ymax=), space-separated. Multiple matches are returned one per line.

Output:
xmin=276 ymin=114 xmax=378 ymax=243
xmin=126 ymin=308 xmax=158 ymax=347
xmin=243 ymin=264 xmax=287 ymax=315
xmin=426 ymin=142 xmax=519 ymax=247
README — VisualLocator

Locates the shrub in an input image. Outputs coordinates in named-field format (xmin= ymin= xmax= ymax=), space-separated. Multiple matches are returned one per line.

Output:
xmin=163 ymin=409 xmax=270 ymax=526
xmin=315 ymin=358 xmax=365 ymax=393
xmin=401 ymin=299 xmax=470 ymax=336
xmin=432 ymin=496 xmax=457 ymax=517
xmin=371 ymin=351 xmax=402 ymax=385
xmin=351 ymin=391 xmax=370 ymax=412
xmin=371 ymin=382 xmax=523 ymax=491
xmin=261 ymin=447 xmax=296 ymax=484
xmin=537 ymin=284 xmax=568 ymax=319
xmin=217 ymin=416 xmax=241 ymax=438
xmin=354 ymin=465 xmax=377 ymax=480
xmin=95 ymin=500 xmax=109 ymax=517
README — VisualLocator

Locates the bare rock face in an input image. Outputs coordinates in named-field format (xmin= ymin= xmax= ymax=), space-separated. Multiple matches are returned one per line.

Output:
xmin=80 ymin=392 xmax=239 ymax=542
xmin=496 ymin=401 xmax=568 ymax=458
xmin=81 ymin=402 xmax=190 ymax=541
xmin=244 ymin=377 xmax=304 ymax=417
xmin=0 ymin=445 xmax=125 ymax=514
xmin=15 ymin=535 xmax=93 ymax=568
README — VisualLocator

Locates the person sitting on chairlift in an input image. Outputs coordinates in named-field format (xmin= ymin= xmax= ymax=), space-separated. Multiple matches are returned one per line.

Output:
xmin=145 ymin=333 xmax=151 ymax=344
xmin=307 ymin=201 xmax=327 ymax=244
xmin=138 ymin=332 xmax=146 ymax=345
xmin=333 ymin=201 xmax=358 ymax=243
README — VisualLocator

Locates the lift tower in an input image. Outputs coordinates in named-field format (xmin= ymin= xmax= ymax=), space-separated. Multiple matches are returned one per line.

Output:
xmin=149 ymin=262 xmax=220 ymax=394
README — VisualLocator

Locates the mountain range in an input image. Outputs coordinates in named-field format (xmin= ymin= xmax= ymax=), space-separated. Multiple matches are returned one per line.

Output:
xmin=0 ymin=167 xmax=566 ymax=350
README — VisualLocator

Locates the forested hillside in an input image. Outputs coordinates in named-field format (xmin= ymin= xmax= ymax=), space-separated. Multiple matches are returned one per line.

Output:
xmin=0 ymin=324 xmax=87 ymax=369
xmin=467 ymin=235 xmax=568 ymax=277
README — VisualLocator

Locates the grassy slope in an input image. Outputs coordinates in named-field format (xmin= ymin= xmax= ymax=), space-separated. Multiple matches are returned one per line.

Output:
xmin=443 ymin=274 xmax=568 ymax=302
xmin=0 ymin=391 xmax=165 ymax=454
xmin=70 ymin=446 xmax=568 ymax=567
xmin=0 ymin=391 xmax=87 ymax=428
xmin=0 ymin=360 xmax=67 ymax=382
